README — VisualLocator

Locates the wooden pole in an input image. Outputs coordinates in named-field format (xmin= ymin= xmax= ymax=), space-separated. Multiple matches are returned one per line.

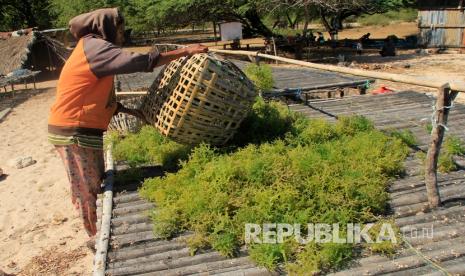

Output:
xmin=209 ymin=49 xmax=465 ymax=92
xmin=424 ymin=84 xmax=456 ymax=208
xmin=271 ymin=37 xmax=278 ymax=65
xmin=213 ymin=21 xmax=217 ymax=46
xmin=93 ymin=145 xmax=114 ymax=276
xmin=116 ymin=91 xmax=148 ymax=96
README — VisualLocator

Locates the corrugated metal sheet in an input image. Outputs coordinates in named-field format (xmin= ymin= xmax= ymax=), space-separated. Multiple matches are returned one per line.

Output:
xmin=292 ymin=92 xmax=465 ymax=275
xmin=463 ymin=25 xmax=465 ymax=46
xmin=445 ymin=10 xmax=465 ymax=45
xmin=418 ymin=9 xmax=465 ymax=47
xmin=100 ymin=90 xmax=465 ymax=275
xmin=102 ymin=64 xmax=465 ymax=275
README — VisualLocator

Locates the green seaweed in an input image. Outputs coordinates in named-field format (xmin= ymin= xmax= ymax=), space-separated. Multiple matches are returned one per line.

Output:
xmin=136 ymin=101 xmax=409 ymax=274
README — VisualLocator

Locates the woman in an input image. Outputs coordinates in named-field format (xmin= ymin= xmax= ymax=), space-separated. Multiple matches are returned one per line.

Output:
xmin=48 ymin=8 xmax=207 ymax=247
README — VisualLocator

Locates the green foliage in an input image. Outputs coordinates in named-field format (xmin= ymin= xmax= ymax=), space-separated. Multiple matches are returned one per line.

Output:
xmin=230 ymin=98 xmax=299 ymax=146
xmin=138 ymin=101 xmax=409 ymax=273
xmin=110 ymin=125 xmax=191 ymax=169
xmin=367 ymin=219 xmax=402 ymax=256
xmin=357 ymin=8 xmax=417 ymax=26
xmin=272 ymin=28 xmax=302 ymax=37
xmin=286 ymin=242 xmax=353 ymax=273
xmin=389 ymin=129 xmax=418 ymax=147
xmin=49 ymin=0 xmax=106 ymax=27
xmin=425 ymin=123 xmax=433 ymax=134
xmin=0 ymin=0 xmax=53 ymax=31
xmin=438 ymin=136 xmax=465 ymax=173
xmin=249 ymin=242 xmax=296 ymax=270
xmin=417 ymin=135 xmax=465 ymax=173
xmin=444 ymin=136 xmax=465 ymax=156
xmin=244 ymin=64 xmax=274 ymax=94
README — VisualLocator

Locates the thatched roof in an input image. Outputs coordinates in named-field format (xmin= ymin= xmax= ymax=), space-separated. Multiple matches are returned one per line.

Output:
xmin=0 ymin=32 xmax=71 ymax=75
xmin=0 ymin=33 xmax=35 ymax=75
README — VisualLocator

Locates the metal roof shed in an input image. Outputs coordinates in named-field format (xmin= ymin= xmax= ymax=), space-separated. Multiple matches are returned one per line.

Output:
xmin=418 ymin=0 xmax=465 ymax=48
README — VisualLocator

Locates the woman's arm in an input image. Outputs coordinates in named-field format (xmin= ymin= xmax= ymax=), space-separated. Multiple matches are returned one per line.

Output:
xmin=156 ymin=45 xmax=208 ymax=67
xmin=83 ymin=36 xmax=208 ymax=78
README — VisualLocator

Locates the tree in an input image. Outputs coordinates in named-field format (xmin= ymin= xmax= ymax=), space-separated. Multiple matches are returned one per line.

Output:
xmin=48 ymin=0 xmax=273 ymax=37
xmin=144 ymin=0 xmax=273 ymax=37
xmin=49 ymin=0 xmax=110 ymax=27
xmin=301 ymin=0 xmax=415 ymax=38
xmin=0 ymin=0 xmax=53 ymax=31
xmin=260 ymin=0 xmax=415 ymax=38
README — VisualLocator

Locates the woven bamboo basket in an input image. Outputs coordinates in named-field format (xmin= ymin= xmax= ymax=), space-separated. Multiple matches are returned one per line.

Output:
xmin=108 ymin=95 xmax=145 ymax=133
xmin=142 ymin=53 xmax=256 ymax=145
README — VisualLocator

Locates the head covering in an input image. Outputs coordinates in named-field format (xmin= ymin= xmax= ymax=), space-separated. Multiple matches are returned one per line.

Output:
xmin=69 ymin=8 xmax=123 ymax=43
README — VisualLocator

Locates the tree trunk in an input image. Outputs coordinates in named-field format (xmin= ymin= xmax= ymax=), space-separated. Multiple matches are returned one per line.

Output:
xmin=213 ymin=21 xmax=217 ymax=42
xmin=319 ymin=10 xmax=333 ymax=36
xmin=243 ymin=8 xmax=272 ymax=38
xmin=303 ymin=5 xmax=310 ymax=36
xmin=286 ymin=12 xmax=293 ymax=29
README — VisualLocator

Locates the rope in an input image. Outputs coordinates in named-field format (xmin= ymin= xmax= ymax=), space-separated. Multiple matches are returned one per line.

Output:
xmin=430 ymin=100 xmax=454 ymax=132
xmin=401 ymin=236 xmax=451 ymax=276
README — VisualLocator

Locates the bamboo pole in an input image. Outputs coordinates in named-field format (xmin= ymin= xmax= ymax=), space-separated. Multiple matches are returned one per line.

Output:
xmin=116 ymin=91 xmax=148 ymax=96
xmin=424 ymin=84 xmax=457 ymax=208
xmin=209 ymin=49 xmax=465 ymax=92
xmin=93 ymin=145 xmax=114 ymax=276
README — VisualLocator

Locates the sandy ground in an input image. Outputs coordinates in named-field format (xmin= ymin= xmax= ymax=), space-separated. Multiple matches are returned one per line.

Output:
xmin=338 ymin=22 xmax=418 ymax=40
xmin=0 ymin=87 xmax=93 ymax=275
xmin=345 ymin=50 xmax=465 ymax=102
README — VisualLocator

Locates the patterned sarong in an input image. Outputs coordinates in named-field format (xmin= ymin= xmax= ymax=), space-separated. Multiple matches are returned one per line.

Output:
xmin=55 ymin=144 xmax=104 ymax=237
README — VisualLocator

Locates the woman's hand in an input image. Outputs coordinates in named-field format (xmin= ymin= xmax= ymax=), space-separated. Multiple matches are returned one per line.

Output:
xmin=154 ymin=44 xmax=209 ymax=68
xmin=184 ymin=44 xmax=208 ymax=56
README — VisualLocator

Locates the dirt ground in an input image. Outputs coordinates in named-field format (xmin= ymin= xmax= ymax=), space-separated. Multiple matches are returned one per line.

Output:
xmin=346 ymin=50 xmax=465 ymax=102
xmin=0 ymin=85 xmax=93 ymax=275
xmin=126 ymin=22 xmax=418 ymax=52
xmin=0 ymin=21 xmax=464 ymax=275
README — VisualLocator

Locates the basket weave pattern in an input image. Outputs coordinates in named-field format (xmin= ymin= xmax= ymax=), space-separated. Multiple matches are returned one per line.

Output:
xmin=108 ymin=95 xmax=144 ymax=133
xmin=142 ymin=54 xmax=255 ymax=145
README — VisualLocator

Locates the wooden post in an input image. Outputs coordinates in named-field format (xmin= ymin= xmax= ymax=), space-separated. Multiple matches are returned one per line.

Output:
xmin=424 ymin=84 xmax=457 ymax=208
xmin=213 ymin=21 xmax=217 ymax=46
xmin=271 ymin=37 xmax=278 ymax=65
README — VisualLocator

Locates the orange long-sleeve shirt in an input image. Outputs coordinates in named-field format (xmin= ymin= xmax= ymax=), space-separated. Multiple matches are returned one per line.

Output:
xmin=48 ymin=35 xmax=158 ymax=136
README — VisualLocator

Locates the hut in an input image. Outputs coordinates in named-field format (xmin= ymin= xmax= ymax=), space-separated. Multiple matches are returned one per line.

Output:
xmin=40 ymin=28 xmax=77 ymax=48
xmin=0 ymin=31 xmax=70 ymax=76
xmin=418 ymin=0 xmax=465 ymax=48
